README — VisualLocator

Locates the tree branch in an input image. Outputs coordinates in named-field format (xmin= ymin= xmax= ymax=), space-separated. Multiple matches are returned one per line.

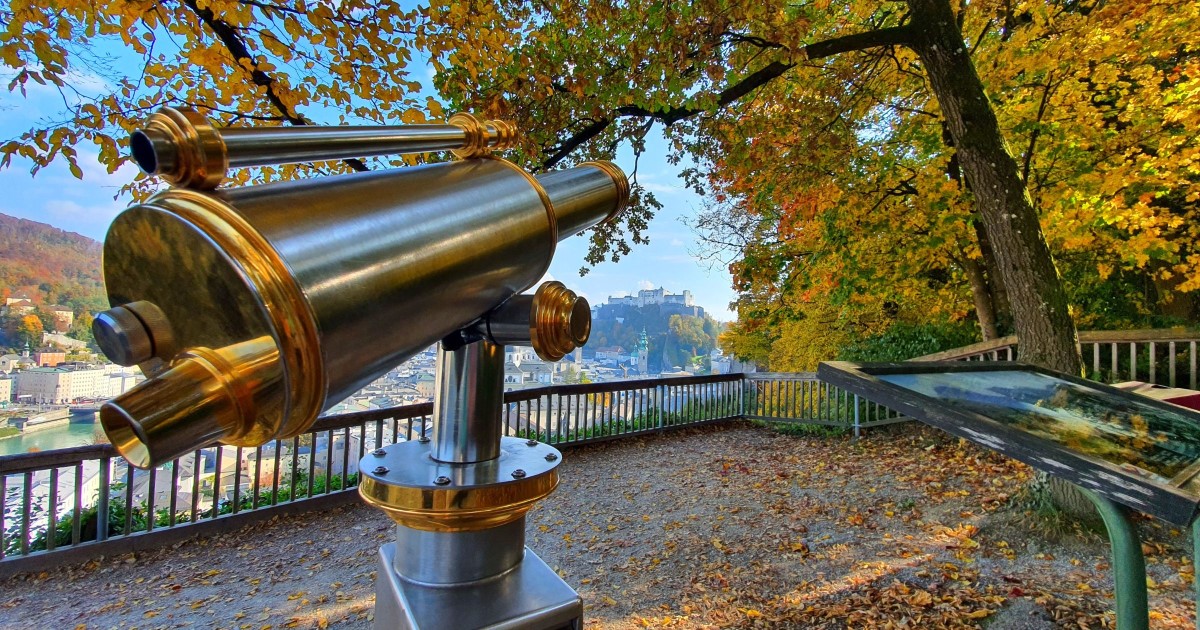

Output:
xmin=541 ymin=60 xmax=794 ymax=170
xmin=804 ymin=25 xmax=913 ymax=60
xmin=541 ymin=25 xmax=912 ymax=169
xmin=1021 ymin=72 xmax=1054 ymax=186
xmin=181 ymin=0 xmax=369 ymax=172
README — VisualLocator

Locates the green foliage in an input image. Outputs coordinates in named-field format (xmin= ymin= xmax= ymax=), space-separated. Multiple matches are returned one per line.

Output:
xmin=753 ymin=419 xmax=848 ymax=438
xmin=837 ymin=321 xmax=979 ymax=363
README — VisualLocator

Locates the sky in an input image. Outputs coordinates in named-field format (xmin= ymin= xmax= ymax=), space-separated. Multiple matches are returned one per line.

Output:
xmin=0 ymin=50 xmax=739 ymax=321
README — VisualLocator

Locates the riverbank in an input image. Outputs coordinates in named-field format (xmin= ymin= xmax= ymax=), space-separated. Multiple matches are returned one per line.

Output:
xmin=0 ymin=418 xmax=105 ymax=456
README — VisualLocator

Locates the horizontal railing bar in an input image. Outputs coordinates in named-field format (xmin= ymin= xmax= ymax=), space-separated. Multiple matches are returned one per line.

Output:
xmin=914 ymin=328 xmax=1200 ymax=362
xmin=309 ymin=403 xmax=433 ymax=433
xmin=744 ymin=372 xmax=817 ymax=380
xmin=1078 ymin=328 xmax=1200 ymax=343
xmin=0 ymin=444 xmax=117 ymax=474
xmin=505 ymin=373 xmax=742 ymax=401
xmin=912 ymin=336 xmax=1018 ymax=362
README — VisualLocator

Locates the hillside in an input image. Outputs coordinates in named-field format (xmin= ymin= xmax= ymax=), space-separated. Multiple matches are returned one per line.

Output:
xmin=590 ymin=303 xmax=723 ymax=372
xmin=0 ymin=213 xmax=105 ymax=314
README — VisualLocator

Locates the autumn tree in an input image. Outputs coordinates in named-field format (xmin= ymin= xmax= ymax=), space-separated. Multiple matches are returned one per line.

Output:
xmin=0 ymin=0 xmax=437 ymax=194
xmin=423 ymin=0 xmax=1198 ymax=376
xmin=669 ymin=314 xmax=715 ymax=358
xmin=11 ymin=314 xmax=42 ymax=348
xmin=702 ymin=0 xmax=1199 ymax=358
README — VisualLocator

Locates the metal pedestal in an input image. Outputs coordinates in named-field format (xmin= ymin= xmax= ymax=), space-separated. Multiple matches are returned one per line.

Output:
xmin=374 ymin=542 xmax=581 ymax=630
xmin=362 ymin=340 xmax=584 ymax=630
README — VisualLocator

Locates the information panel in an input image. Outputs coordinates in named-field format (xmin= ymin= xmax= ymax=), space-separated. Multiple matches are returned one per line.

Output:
xmin=817 ymin=361 xmax=1200 ymax=524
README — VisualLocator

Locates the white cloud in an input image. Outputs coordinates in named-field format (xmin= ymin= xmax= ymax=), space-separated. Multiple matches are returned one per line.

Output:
xmin=634 ymin=171 xmax=684 ymax=196
xmin=669 ymin=238 xmax=684 ymax=247
xmin=637 ymin=280 xmax=654 ymax=291
xmin=22 ymin=198 xmax=121 ymax=240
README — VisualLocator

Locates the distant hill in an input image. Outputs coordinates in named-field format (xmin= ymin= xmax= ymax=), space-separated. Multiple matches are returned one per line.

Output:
xmin=0 ymin=213 xmax=106 ymax=314
xmin=590 ymin=302 xmax=723 ymax=372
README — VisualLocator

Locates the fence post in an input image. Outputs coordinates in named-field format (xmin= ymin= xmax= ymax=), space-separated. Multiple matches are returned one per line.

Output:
xmin=853 ymin=394 xmax=861 ymax=440
xmin=97 ymin=458 xmax=110 ymax=542
xmin=656 ymin=384 xmax=664 ymax=429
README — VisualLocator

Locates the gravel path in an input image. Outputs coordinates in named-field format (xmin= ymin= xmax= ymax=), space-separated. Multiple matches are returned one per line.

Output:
xmin=0 ymin=421 xmax=1194 ymax=628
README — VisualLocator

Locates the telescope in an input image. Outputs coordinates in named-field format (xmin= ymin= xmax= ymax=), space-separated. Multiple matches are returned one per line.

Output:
xmin=93 ymin=107 xmax=629 ymax=629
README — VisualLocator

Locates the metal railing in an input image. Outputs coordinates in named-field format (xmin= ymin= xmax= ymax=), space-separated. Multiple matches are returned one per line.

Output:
xmin=744 ymin=372 xmax=907 ymax=437
xmin=913 ymin=328 xmax=1200 ymax=388
xmin=5 ymin=329 xmax=1194 ymax=576
xmin=0 ymin=373 xmax=746 ymax=576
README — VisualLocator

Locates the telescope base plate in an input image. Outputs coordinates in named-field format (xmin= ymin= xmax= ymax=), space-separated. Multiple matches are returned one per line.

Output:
xmin=374 ymin=542 xmax=582 ymax=630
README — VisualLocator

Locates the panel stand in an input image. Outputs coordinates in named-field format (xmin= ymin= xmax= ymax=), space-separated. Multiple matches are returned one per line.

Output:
xmin=1077 ymin=486 xmax=1149 ymax=630
xmin=1194 ymin=517 xmax=1199 ymax=629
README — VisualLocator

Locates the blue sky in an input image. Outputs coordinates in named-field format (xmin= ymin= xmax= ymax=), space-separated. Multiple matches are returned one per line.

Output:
xmin=0 ymin=57 xmax=738 ymax=321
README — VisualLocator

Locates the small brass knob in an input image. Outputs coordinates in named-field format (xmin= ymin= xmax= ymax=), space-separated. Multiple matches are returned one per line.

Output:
xmin=93 ymin=301 xmax=174 ymax=367
xmin=530 ymin=281 xmax=590 ymax=361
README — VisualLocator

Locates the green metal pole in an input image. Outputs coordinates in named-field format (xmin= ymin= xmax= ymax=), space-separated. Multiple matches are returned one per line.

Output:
xmin=1078 ymin=487 xmax=1149 ymax=630
xmin=1193 ymin=517 xmax=1199 ymax=629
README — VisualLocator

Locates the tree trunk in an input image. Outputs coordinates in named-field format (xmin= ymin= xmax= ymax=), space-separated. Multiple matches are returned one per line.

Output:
xmin=906 ymin=0 xmax=1089 ymax=517
xmin=906 ymin=0 xmax=1081 ymax=375
xmin=963 ymin=256 xmax=999 ymax=340
xmin=972 ymin=219 xmax=1011 ymax=333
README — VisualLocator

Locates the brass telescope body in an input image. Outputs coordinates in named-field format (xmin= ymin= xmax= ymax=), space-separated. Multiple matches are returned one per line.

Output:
xmin=97 ymin=110 xmax=628 ymax=470
xmin=96 ymin=108 xmax=623 ymax=630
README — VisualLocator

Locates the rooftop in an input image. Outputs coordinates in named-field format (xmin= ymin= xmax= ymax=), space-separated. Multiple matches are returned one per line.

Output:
xmin=1 ymin=422 xmax=1194 ymax=628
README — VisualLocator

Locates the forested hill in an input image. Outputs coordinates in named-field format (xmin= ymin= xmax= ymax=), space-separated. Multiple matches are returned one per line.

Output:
xmin=0 ymin=213 xmax=105 ymax=313
xmin=590 ymin=303 xmax=724 ymax=373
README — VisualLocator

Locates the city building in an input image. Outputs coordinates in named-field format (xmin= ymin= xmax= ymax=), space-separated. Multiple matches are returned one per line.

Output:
xmin=594 ymin=346 xmax=627 ymax=362
xmin=0 ymin=353 xmax=27 ymax=373
xmin=13 ymin=364 xmax=140 ymax=404
xmin=0 ymin=375 xmax=11 ymax=404
xmin=34 ymin=347 xmax=67 ymax=367
xmin=46 ymin=305 xmax=74 ymax=333
xmin=2 ymin=291 xmax=36 ymax=316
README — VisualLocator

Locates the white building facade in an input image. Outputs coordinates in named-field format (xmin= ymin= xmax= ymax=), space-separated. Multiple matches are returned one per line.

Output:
xmin=14 ymin=366 xmax=141 ymax=404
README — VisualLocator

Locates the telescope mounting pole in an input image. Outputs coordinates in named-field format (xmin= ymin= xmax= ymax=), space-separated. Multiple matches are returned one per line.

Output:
xmin=360 ymin=284 xmax=591 ymax=630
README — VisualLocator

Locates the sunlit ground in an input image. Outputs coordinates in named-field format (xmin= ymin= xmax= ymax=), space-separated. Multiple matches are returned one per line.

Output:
xmin=1 ymin=422 xmax=1194 ymax=629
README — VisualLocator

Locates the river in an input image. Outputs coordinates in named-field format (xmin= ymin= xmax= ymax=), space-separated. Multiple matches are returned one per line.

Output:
xmin=0 ymin=417 xmax=108 ymax=456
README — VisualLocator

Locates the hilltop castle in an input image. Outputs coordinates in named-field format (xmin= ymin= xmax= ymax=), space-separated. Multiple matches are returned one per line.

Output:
xmin=605 ymin=287 xmax=694 ymax=308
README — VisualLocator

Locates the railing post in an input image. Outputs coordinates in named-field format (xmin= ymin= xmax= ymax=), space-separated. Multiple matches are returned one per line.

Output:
xmin=737 ymin=376 xmax=744 ymax=417
xmin=97 ymin=458 xmax=110 ymax=542
xmin=853 ymin=394 xmax=861 ymax=439
xmin=656 ymin=384 xmax=664 ymax=429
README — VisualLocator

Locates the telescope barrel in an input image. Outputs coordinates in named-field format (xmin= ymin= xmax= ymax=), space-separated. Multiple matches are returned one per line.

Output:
xmin=130 ymin=107 xmax=518 ymax=189
xmin=96 ymin=157 xmax=627 ymax=468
